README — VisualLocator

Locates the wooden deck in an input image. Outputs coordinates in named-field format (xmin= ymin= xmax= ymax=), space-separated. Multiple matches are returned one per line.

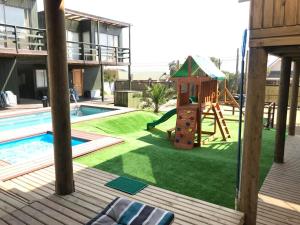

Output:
xmin=0 ymin=163 xmax=244 ymax=225
xmin=257 ymin=134 xmax=300 ymax=225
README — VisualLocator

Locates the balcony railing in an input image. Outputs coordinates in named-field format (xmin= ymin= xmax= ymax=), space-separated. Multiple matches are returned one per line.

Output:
xmin=66 ymin=41 xmax=130 ymax=64
xmin=0 ymin=24 xmax=130 ymax=65
xmin=0 ymin=23 xmax=46 ymax=52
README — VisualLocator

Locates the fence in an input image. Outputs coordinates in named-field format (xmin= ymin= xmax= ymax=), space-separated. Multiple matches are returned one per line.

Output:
xmin=114 ymin=80 xmax=175 ymax=95
xmin=265 ymin=85 xmax=300 ymax=106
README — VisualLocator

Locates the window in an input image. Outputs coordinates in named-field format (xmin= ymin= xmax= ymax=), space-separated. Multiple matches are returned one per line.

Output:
xmin=36 ymin=70 xmax=48 ymax=88
xmin=66 ymin=30 xmax=80 ymax=60
xmin=0 ymin=4 xmax=30 ymax=48
xmin=100 ymin=33 xmax=108 ymax=46
xmin=0 ymin=4 xmax=4 ymax=24
xmin=0 ymin=4 xmax=5 ymax=47
xmin=99 ymin=33 xmax=119 ymax=47
xmin=5 ymin=6 xmax=26 ymax=27
xmin=99 ymin=33 xmax=119 ymax=62
xmin=113 ymin=36 xmax=119 ymax=48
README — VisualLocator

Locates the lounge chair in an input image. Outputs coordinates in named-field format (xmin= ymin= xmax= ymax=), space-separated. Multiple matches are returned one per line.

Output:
xmin=86 ymin=197 xmax=174 ymax=225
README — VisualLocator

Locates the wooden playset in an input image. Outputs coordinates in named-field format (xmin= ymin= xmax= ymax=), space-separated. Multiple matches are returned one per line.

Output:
xmin=170 ymin=56 xmax=230 ymax=150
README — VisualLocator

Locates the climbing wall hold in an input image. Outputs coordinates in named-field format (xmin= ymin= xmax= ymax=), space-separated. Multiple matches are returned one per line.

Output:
xmin=186 ymin=122 xmax=190 ymax=126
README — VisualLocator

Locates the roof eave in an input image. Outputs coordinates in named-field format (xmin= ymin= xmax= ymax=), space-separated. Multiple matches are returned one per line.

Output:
xmin=65 ymin=8 xmax=131 ymax=28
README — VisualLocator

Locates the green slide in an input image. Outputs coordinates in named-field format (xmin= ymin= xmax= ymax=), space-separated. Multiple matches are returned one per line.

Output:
xmin=147 ymin=108 xmax=177 ymax=130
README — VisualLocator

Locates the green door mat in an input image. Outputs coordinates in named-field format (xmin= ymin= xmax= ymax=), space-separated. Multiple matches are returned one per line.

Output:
xmin=105 ymin=176 xmax=148 ymax=195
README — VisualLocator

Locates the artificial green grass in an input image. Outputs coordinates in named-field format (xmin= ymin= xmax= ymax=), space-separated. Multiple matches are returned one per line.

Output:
xmin=73 ymin=111 xmax=275 ymax=209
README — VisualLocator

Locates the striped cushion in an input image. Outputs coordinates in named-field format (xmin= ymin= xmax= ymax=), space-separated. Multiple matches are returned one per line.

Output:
xmin=86 ymin=197 xmax=174 ymax=225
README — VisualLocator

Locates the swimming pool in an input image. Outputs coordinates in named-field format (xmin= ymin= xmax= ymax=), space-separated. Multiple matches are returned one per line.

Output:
xmin=0 ymin=105 xmax=116 ymax=132
xmin=0 ymin=133 xmax=86 ymax=164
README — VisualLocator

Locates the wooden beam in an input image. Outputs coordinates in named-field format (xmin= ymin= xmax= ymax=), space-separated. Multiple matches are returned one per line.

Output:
xmin=274 ymin=57 xmax=292 ymax=163
xmin=250 ymin=25 xmax=300 ymax=39
xmin=44 ymin=0 xmax=74 ymax=195
xmin=250 ymin=36 xmax=300 ymax=48
xmin=238 ymin=47 xmax=268 ymax=225
xmin=288 ymin=61 xmax=300 ymax=136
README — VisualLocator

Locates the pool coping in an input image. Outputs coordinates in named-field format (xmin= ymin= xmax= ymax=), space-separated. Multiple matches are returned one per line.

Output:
xmin=0 ymin=103 xmax=134 ymax=119
xmin=0 ymin=103 xmax=136 ymax=141
xmin=0 ymin=129 xmax=124 ymax=181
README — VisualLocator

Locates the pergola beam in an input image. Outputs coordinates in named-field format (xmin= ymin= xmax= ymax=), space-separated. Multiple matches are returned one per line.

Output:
xmin=44 ymin=0 xmax=74 ymax=195
xmin=274 ymin=57 xmax=292 ymax=163
xmin=288 ymin=61 xmax=300 ymax=136
xmin=238 ymin=47 xmax=268 ymax=225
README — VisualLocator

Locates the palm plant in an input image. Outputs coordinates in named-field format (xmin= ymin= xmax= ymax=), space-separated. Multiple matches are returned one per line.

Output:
xmin=143 ymin=83 xmax=175 ymax=113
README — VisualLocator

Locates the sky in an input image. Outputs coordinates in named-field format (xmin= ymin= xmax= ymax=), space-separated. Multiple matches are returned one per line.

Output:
xmin=37 ymin=0 xmax=251 ymax=73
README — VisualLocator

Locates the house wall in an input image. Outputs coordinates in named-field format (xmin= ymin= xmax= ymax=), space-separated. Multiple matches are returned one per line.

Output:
xmin=83 ymin=66 xmax=102 ymax=97
xmin=0 ymin=58 xmax=19 ymax=96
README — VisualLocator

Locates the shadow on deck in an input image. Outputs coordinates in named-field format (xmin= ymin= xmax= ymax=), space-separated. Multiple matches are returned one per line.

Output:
xmin=257 ymin=130 xmax=300 ymax=225
xmin=0 ymin=163 xmax=244 ymax=225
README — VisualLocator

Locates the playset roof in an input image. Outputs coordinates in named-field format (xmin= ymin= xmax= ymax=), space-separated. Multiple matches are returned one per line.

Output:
xmin=172 ymin=56 xmax=226 ymax=80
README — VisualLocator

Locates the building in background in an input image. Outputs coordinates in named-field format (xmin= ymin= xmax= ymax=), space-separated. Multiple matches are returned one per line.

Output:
xmin=265 ymin=58 xmax=300 ymax=105
xmin=0 ymin=0 xmax=131 ymax=101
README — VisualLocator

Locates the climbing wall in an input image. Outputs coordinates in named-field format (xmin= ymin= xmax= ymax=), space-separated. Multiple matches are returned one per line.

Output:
xmin=174 ymin=107 xmax=198 ymax=150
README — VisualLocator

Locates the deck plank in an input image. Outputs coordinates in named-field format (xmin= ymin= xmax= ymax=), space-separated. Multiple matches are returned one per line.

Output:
xmin=0 ymin=163 xmax=244 ymax=225
xmin=257 ymin=135 xmax=300 ymax=225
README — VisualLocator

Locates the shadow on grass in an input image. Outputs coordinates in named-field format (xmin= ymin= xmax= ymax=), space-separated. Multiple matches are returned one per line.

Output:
xmin=90 ymin=127 xmax=241 ymax=208
xmin=86 ymin=123 xmax=275 ymax=209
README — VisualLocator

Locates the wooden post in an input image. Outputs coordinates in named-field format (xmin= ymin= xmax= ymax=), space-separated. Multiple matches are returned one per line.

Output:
xmin=128 ymin=25 xmax=132 ymax=90
xmin=224 ymin=79 xmax=227 ymax=103
xmin=288 ymin=61 xmax=300 ymax=136
xmin=274 ymin=57 xmax=292 ymax=163
xmin=100 ymin=65 xmax=104 ymax=102
xmin=44 ymin=0 xmax=74 ymax=195
xmin=238 ymin=48 xmax=268 ymax=225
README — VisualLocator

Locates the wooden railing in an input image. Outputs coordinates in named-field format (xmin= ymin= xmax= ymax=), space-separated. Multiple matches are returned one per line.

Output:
xmin=199 ymin=80 xmax=218 ymax=104
xmin=264 ymin=102 xmax=276 ymax=129
xmin=66 ymin=41 xmax=130 ymax=64
xmin=0 ymin=24 xmax=130 ymax=64
xmin=0 ymin=23 xmax=46 ymax=52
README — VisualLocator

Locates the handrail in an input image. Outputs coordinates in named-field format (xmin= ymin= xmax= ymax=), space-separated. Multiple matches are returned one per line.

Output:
xmin=0 ymin=23 xmax=46 ymax=32
xmin=66 ymin=40 xmax=130 ymax=63
xmin=0 ymin=23 xmax=46 ymax=52
xmin=0 ymin=24 xmax=131 ymax=64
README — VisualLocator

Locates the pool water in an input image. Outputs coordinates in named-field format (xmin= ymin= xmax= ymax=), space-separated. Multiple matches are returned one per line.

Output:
xmin=0 ymin=105 xmax=115 ymax=132
xmin=0 ymin=133 xmax=86 ymax=164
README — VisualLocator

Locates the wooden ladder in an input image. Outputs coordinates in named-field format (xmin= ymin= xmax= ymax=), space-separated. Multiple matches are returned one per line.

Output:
xmin=212 ymin=103 xmax=231 ymax=141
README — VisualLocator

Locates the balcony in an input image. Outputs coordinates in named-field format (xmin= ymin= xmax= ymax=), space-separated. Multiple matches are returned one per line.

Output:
xmin=0 ymin=23 xmax=47 ymax=57
xmin=66 ymin=41 xmax=130 ymax=66
xmin=0 ymin=24 xmax=131 ymax=66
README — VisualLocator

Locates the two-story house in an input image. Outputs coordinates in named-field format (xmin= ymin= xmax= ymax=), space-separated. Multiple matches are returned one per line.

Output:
xmin=0 ymin=0 xmax=131 ymax=101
